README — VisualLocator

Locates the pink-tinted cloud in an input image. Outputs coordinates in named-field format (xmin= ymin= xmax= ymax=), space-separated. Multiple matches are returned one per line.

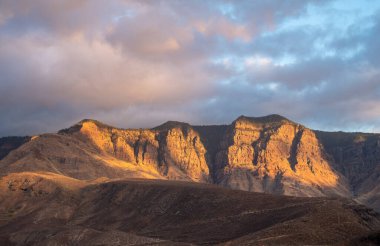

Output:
xmin=0 ymin=0 xmax=380 ymax=136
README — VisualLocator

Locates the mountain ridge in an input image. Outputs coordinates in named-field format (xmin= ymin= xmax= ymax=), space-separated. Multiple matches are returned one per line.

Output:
xmin=1 ymin=114 xmax=380 ymax=244
xmin=1 ymin=114 xmax=380 ymax=212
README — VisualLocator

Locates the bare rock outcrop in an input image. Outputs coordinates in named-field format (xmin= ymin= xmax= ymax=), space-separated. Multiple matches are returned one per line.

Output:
xmin=59 ymin=120 xmax=209 ymax=182
xmin=213 ymin=115 xmax=349 ymax=197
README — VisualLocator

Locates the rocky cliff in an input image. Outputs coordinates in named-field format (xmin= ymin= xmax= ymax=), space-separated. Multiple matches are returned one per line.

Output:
xmin=0 ymin=114 xmax=379 ymax=211
xmin=213 ymin=115 xmax=349 ymax=197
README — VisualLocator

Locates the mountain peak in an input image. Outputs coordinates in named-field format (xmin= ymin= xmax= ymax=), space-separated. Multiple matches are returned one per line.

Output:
xmin=78 ymin=119 xmax=113 ymax=128
xmin=235 ymin=114 xmax=294 ymax=125
xmin=152 ymin=121 xmax=191 ymax=131
xmin=58 ymin=119 xmax=114 ymax=134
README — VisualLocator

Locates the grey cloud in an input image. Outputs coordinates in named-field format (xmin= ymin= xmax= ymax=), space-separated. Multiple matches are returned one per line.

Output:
xmin=0 ymin=0 xmax=379 ymax=136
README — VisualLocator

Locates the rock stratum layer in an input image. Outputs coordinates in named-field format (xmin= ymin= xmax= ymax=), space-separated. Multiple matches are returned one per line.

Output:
xmin=0 ymin=114 xmax=380 ymax=212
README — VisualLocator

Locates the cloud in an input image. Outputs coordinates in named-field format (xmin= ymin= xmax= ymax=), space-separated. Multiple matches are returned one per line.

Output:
xmin=0 ymin=0 xmax=380 ymax=136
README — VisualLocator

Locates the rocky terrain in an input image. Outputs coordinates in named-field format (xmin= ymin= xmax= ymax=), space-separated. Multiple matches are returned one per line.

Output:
xmin=0 ymin=172 xmax=379 ymax=245
xmin=1 ymin=114 xmax=380 ymax=244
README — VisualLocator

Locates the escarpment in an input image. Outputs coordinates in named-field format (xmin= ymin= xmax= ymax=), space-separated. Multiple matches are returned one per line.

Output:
xmin=1 ymin=114 xmax=380 ymax=211
xmin=61 ymin=119 xmax=210 ymax=182
xmin=51 ymin=116 xmax=351 ymax=197
xmin=212 ymin=116 xmax=349 ymax=197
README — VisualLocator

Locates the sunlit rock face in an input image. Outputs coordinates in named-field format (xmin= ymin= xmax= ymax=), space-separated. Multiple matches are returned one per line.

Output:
xmin=1 ymin=114 xmax=380 ymax=211
xmin=213 ymin=115 xmax=349 ymax=197
xmin=162 ymin=127 xmax=209 ymax=181
xmin=65 ymin=120 xmax=209 ymax=182
xmin=58 ymin=115 xmax=349 ymax=197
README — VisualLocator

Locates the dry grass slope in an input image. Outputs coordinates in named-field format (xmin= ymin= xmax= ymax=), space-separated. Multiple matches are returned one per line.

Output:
xmin=0 ymin=172 xmax=379 ymax=245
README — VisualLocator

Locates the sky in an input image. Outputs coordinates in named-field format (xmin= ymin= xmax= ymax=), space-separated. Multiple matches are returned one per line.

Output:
xmin=1 ymin=0 xmax=380 ymax=136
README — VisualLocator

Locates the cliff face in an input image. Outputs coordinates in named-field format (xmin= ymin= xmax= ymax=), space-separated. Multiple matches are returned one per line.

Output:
xmin=28 ymin=116 xmax=349 ymax=197
xmin=65 ymin=120 xmax=210 ymax=182
xmin=1 ymin=115 xmax=379 ymax=211
xmin=213 ymin=116 xmax=349 ymax=197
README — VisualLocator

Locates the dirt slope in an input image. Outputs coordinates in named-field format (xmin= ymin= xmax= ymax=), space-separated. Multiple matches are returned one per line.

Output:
xmin=0 ymin=172 xmax=379 ymax=245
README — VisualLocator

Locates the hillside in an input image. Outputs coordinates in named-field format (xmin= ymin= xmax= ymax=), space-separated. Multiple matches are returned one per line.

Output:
xmin=0 ymin=172 xmax=379 ymax=245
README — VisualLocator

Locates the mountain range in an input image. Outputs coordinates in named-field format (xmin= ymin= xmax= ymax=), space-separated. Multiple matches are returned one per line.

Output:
xmin=1 ymin=114 xmax=380 ymax=245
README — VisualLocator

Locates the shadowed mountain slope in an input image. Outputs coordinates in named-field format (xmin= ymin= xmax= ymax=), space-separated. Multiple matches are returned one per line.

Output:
xmin=316 ymin=130 xmax=380 ymax=213
xmin=0 ymin=136 xmax=31 ymax=160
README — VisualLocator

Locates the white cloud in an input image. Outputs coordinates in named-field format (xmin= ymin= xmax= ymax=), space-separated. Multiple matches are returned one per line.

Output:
xmin=245 ymin=56 xmax=272 ymax=67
